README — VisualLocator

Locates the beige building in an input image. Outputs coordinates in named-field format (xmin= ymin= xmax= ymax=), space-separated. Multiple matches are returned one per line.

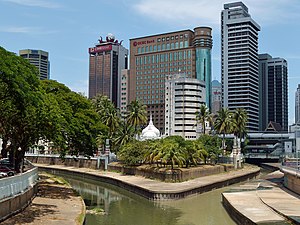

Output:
xmin=19 ymin=49 xmax=50 ymax=80
xmin=129 ymin=27 xmax=212 ymax=133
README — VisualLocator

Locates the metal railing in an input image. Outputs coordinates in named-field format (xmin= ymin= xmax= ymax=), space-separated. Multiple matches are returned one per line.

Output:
xmin=0 ymin=167 xmax=38 ymax=200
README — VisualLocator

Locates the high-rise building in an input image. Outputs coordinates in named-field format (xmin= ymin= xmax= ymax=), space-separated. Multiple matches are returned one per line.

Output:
xmin=165 ymin=74 xmax=205 ymax=140
xmin=295 ymin=84 xmax=300 ymax=124
xmin=19 ymin=49 xmax=50 ymax=80
xmin=120 ymin=69 xmax=130 ymax=117
xmin=129 ymin=27 xmax=212 ymax=132
xmin=221 ymin=2 xmax=260 ymax=131
xmin=259 ymin=54 xmax=288 ymax=131
xmin=211 ymin=80 xmax=222 ymax=114
xmin=88 ymin=34 xmax=128 ymax=108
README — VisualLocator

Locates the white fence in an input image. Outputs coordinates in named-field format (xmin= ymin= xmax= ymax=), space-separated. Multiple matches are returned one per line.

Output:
xmin=0 ymin=167 xmax=38 ymax=200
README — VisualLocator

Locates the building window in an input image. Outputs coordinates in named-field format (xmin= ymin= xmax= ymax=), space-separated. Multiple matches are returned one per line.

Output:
xmin=157 ymin=38 xmax=161 ymax=42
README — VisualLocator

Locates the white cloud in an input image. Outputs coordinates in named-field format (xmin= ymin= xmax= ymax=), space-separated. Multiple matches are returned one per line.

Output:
xmin=0 ymin=26 xmax=58 ymax=34
xmin=68 ymin=80 xmax=88 ymax=96
xmin=132 ymin=0 xmax=299 ymax=29
xmin=2 ymin=0 xmax=62 ymax=8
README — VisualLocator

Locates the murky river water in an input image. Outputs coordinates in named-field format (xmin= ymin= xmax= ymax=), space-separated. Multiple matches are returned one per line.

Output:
xmin=59 ymin=173 xmax=240 ymax=225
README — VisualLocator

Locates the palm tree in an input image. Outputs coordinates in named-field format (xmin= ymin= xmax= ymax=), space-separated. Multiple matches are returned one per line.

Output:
xmin=160 ymin=139 xmax=185 ymax=169
xmin=195 ymin=104 xmax=211 ymax=134
xmin=114 ymin=121 xmax=135 ymax=151
xmin=126 ymin=100 xmax=147 ymax=136
xmin=232 ymin=108 xmax=247 ymax=141
xmin=214 ymin=108 xmax=234 ymax=154
xmin=92 ymin=94 xmax=120 ymax=148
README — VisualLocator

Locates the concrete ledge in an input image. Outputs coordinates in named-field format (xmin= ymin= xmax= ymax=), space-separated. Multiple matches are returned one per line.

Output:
xmin=37 ymin=165 xmax=260 ymax=201
xmin=0 ymin=183 xmax=38 ymax=222
xmin=281 ymin=167 xmax=300 ymax=195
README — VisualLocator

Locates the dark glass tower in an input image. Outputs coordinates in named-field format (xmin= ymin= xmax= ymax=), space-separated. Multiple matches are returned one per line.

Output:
xmin=259 ymin=54 xmax=288 ymax=131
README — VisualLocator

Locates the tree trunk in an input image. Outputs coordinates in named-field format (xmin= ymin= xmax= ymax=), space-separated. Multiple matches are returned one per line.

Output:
xmin=1 ymin=138 xmax=8 ymax=158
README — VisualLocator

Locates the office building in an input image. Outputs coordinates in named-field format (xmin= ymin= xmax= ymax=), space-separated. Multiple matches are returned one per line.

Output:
xmin=165 ymin=74 xmax=205 ymax=140
xmin=259 ymin=54 xmax=288 ymax=131
xmin=88 ymin=34 xmax=128 ymax=107
xmin=211 ymin=80 xmax=222 ymax=114
xmin=120 ymin=69 xmax=130 ymax=117
xmin=19 ymin=49 xmax=50 ymax=80
xmin=129 ymin=27 xmax=212 ymax=132
xmin=296 ymin=84 xmax=300 ymax=124
xmin=221 ymin=2 xmax=260 ymax=131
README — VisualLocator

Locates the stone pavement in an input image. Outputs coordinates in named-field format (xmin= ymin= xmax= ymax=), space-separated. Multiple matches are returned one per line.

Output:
xmin=223 ymin=171 xmax=300 ymax=225
xmin=1 ymin=173 xmax=85 ymax=225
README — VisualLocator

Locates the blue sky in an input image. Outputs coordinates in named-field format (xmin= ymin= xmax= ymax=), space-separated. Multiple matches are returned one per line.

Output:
xmin=0 ymin=0 xmax=300 ymax=125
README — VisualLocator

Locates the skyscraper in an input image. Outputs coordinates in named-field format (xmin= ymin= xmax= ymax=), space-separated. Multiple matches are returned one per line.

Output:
xmin=295 ymin=84 xmax=300 ymax=124
xmin=221 ymin=2 xmax=260 ymax=131
xmin=88 ymin=34 xmax=128 ymax=108
xmin=259 ymin=54 xmax=288 ymax=131
xmin=19 ymin=49 xmax=50 ymax=80
xmin=211 ymin=80 xmax=222 ymax=115
xmin=129 ymin=27 xmax=212 ymax=132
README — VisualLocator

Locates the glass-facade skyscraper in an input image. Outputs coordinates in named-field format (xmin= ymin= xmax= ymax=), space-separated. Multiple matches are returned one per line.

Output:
xmin=129 ymin=27 xmax=212 ymax=133
xmin=259 ymin=54 xmax=288 ymax=131
xmin=295 ymin=84 xmax=300 ymax=124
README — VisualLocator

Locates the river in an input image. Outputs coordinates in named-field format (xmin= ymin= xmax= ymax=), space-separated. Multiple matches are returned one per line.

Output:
xmin=60 ymin=173 xmax=243 ymax=225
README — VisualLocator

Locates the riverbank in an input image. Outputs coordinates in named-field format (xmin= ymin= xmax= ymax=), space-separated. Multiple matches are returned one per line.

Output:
xmin=35 ymin=163 xmax=260 ymax=200
xmin=1 ymin=173 xmax=85 ymax=225
xmin=222 ymin=170 xmax=300 ymax=225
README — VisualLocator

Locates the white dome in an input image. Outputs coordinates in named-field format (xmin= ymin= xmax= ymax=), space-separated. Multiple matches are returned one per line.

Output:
xmin=140 ymin=114 xmax=160 ymax=140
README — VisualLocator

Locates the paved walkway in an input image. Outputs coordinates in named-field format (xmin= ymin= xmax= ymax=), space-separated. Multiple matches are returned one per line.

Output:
xmin=34 ymin=163 xmax=259 ymax=194
xmin=2 ymin=173 xmax=85 ymax=225
xmin=223 ymin=171 xmax=300 ymax=224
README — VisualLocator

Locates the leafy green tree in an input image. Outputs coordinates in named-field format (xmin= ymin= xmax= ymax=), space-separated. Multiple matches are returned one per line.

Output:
xmin=126 ymin=100 xmax=147 ymax=136
xmin=41 ymin=80 xmax=106 ymax=157
xmin=118 ymin=140 xmax=146 ymax=166
xmin=197 ymin=134 xmax=222 ymax=163
xmin=214 ymin=108 xmax=234 ymax=154
xmin=183 ymin=140 xmax=207 ymax=167
xmin=0 ymin=46 xmax=43 ymax=171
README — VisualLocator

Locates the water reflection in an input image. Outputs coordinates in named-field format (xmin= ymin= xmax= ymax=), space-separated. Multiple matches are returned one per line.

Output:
xmin=61 ymin=173 xmax=236 ymax=225
xmin=64 ymin=175 xmax=183 ymax=225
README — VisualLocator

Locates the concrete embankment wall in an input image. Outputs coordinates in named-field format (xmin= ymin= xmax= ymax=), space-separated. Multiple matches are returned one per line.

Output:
xmin=26 ymin=155 xmax=105 ymax=170
xmin=0 ymin=185 xmax=38 ymax=222
xmin=282 ymin=167 xmax=300 ymax=195
xmin=222 ymin=195 xmax=256 ymax=225
xmin=38 ymin=166 xmax=260 ymax=201
xmin=108 ymin=163 xmax=234 ymax=182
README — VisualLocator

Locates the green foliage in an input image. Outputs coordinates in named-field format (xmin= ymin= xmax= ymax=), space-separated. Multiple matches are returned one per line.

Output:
xmin=197 ymin=134 xmax=222 ymax=162
xmin=118 ymin=140 xmax=147 ymax=166
xmin=126 ymin=99 xmax=147 ymax=135
xmin=195 ymin=104 xmax=212 ymax=134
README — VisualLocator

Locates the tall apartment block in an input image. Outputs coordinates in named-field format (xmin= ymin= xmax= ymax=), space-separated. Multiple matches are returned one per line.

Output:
xmin=211 ymin=80 xmax=222 ymax=114
xmin=129 ymin=27 xmax=212 ymax=132
xmin=221 ymin=2 xmax=260 ymax=131
xmin=295 ymin=84 xmax=300 ymax=124
xmin=259 ymin=54 xmax=288 ymax=131
xmin=88 ymin=34 xmax=128 ymax=108
xmin=19 ymin=49 xmax=50 ymax=80
xmin=165 ymin=74 xmax=206 ymax=140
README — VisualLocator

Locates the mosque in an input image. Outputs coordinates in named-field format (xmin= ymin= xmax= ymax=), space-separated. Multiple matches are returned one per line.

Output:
xmin=139 ymin=114 xmax=161 ymax=141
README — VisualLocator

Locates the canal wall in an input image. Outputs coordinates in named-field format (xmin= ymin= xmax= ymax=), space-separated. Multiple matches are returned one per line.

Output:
xmin=26 ymin=155 xmax=105 ymax=170
xmin=281 ymin=166 xmax=300 ymax=195
xmin=0 ymin=168 xmax=38 ymax=222
xmin=37 ymin=165 xmax=260 ymax=201
xmin=108 ymin=162 xmax=234 ymax=182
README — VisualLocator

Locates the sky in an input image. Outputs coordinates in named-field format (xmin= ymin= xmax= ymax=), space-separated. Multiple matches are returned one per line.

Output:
xmin=0 ymin=0 xmax=300 ymax=125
